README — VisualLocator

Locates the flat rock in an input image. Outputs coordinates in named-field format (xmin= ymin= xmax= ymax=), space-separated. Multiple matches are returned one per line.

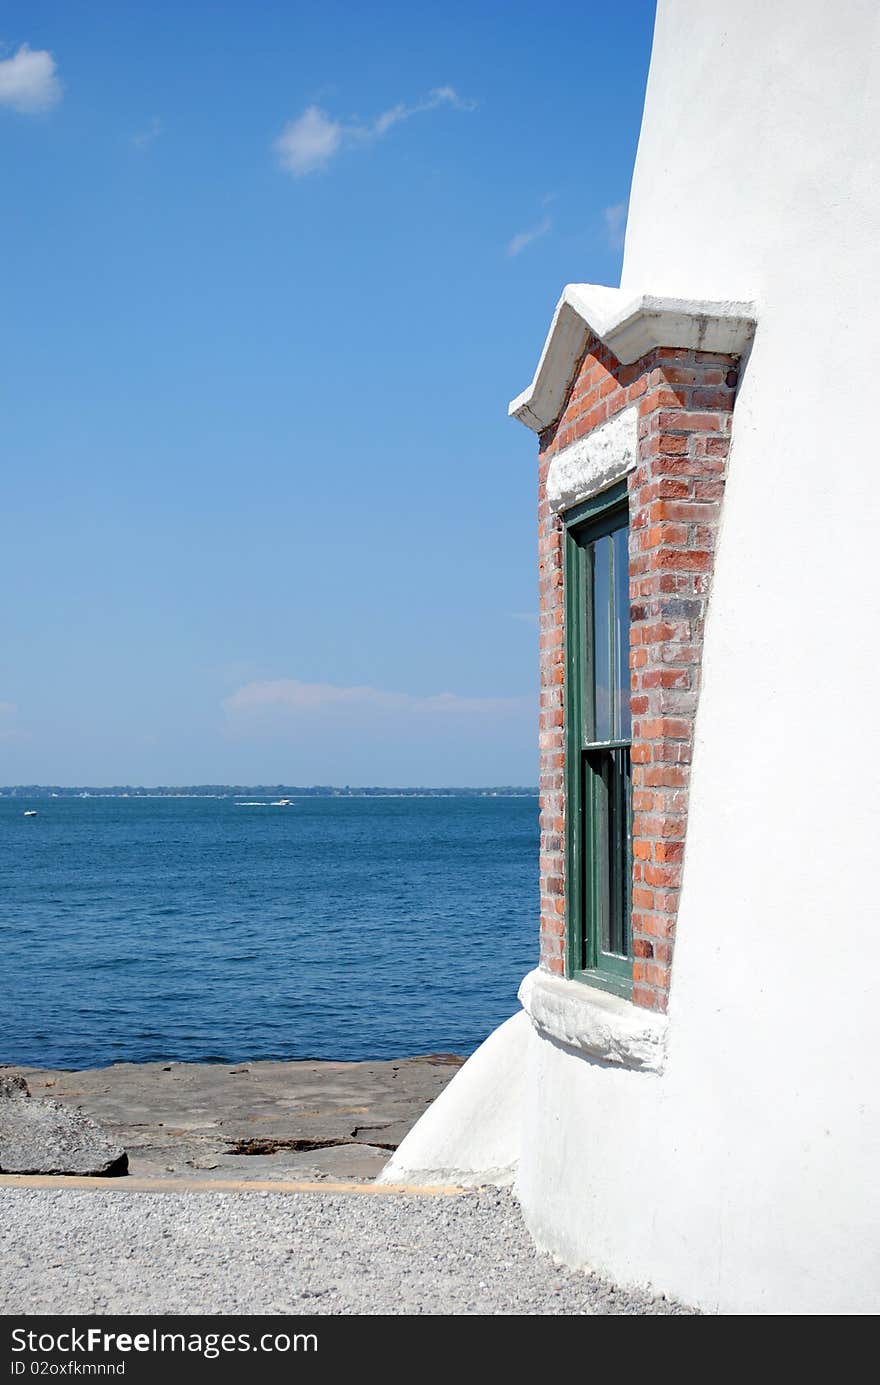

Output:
xmin=14 ymin=1056 xmax=463 ymax=1182
xmin=0 ymin=1073 xmax=127 ymax=1177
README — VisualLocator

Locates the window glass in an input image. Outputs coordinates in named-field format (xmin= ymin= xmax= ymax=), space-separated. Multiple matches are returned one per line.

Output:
xmin=566 ymin=491 xmax=633 ymax=996
xmin=612 ymin=524 xmax=631 ymax=741
xmin=591 ymin=534 xmax=612 ymax=742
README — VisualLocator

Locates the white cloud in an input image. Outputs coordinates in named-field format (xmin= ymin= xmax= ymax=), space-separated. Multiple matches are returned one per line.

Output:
xmin=132 ymin=116 xmax=162 ymax=150
xmin=603 ymin=201 xmax=628 ymax=251
xmin=0 ymin=44 xmax=62 ymax=114
xmin=506 ymin=216 xmax=552 ymax=258
xmin=274 ymin=86 xmax=474 ymax=177
xmin=221 ymin=679 xmax=535 ymax=782
xmin=223 ymin=678 xmax=528 ymax=728
xmin=274 ymin=106 xmax=343 ymax=175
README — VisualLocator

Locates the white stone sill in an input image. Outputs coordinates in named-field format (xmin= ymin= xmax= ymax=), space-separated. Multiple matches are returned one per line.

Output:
xmin=518 ymin=968 xmax=668 ymax=1073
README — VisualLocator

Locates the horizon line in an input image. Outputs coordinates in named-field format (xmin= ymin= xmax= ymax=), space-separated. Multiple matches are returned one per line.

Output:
xmin=0 ymin=783 xmax=539 ymax=793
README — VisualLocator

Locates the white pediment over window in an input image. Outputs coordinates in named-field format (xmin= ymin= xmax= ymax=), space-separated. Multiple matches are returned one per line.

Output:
xmin=509 ymin=284 xmax=756 ymax=433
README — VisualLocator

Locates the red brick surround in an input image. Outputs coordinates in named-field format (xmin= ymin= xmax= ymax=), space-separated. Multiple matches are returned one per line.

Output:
xmin=538 ymin=336 xmax=737 ymax=1011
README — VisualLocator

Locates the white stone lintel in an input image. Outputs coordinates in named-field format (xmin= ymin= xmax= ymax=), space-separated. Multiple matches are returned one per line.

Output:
xmin=509 ymin=283 xmax=756 ymax=433
xmin=518 ymin=967 xmax=668 ymax=1073
xmin=546 ymin=405 xmax=638 ymax=513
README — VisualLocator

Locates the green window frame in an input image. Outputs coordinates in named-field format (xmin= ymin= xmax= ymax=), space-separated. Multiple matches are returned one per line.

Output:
xmin=564 ymin=480 xmax=633 ymax=998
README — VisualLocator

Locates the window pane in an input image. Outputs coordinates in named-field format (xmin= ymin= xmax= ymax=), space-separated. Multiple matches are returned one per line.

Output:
xmin=568 ymin=498 xmax=634 ymax=985
xmin=622 ymin=747 xmax=632 ymax=957
xmin=606 ymin=750 xmax=621 ymax=956
xmin=606 ymin=747 xmax=631 ymax=956
xmin=586 ymin=747 xmax=632 ymax=960
xmin=591 ymin=750 xmax=610 ymax=957
xmin=612 ymin=523 xmax=631 ymax=741
xmin=591 ymin=534 xmax=612 ymax=742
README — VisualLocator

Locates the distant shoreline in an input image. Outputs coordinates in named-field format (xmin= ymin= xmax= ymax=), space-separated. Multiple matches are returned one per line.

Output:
xmin=0 ymin=785 xmax=538 ymax=799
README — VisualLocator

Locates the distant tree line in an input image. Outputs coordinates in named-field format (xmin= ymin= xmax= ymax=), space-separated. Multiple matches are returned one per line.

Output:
xmin=1 ymin=784 xmax=537 ymax=798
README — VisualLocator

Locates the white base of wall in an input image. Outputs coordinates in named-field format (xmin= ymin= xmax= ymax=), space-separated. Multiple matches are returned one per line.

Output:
xmin=520 ymin=1012 xmax=880 ymax=1314
xmin=376 ymin=1011 xmax=529 ymax=1187
xmin=381 ymin=992 xmax=880 ymax=1313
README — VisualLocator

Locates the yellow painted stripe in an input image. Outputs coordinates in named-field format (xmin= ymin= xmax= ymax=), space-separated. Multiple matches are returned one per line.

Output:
xmin=0 ymin=1174 xmax=467 ymax=1196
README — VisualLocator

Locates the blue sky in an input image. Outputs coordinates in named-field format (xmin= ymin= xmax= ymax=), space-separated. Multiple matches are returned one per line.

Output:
xmin=0 ymin=1 xmax=655 ymax=786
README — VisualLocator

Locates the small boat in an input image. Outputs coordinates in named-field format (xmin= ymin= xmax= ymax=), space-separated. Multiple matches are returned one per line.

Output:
xmin=271 ymin=798 xmax=293 ymax=806
xmin=23 ymin=810 xmax=37 ymax=818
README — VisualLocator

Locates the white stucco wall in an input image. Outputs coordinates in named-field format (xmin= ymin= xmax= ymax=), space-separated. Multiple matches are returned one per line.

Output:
xmin=378 ymin=1011 xmax=527 ymax=1186
xmin=516 ymin=0 xmax=880 ymax=1313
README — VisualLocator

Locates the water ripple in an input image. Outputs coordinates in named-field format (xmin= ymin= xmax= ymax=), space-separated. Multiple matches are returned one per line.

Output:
xmin=0 ymin=795 xmax=538 ymax=1067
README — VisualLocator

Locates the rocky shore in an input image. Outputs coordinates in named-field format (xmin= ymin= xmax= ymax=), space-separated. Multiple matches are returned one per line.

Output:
xmin=0 ymin=1057 xmax=700 ymax=1315
xmin=2 ymin=1055 xmax=463 ymax=1183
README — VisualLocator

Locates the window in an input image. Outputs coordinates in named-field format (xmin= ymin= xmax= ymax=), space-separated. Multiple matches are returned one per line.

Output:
xmin=564 ymin=480 xmax=633 ymax=997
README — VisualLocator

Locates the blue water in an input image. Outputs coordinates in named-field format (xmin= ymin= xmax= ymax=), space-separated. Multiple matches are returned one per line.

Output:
xmin=0 ymin=796 xmax=538 ymax=1069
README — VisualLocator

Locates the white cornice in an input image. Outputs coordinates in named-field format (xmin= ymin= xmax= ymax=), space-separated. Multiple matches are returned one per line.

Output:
xmin=509 ymin=284 xmax=757 ymax=433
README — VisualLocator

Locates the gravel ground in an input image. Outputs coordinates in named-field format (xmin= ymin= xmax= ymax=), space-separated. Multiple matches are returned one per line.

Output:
xmin=0 ymin=1187 xmax=695 ymax=1315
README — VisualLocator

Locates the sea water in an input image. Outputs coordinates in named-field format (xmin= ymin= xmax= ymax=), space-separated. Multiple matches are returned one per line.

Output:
xmin=0 ymin=795 xmax=538 ymax=1068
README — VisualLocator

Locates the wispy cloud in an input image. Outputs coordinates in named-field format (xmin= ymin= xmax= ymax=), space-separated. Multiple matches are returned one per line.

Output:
xmin=223 ymin=679 xmax=529 ymax=735
xmin=0 ymin=43 xmax=62 ymax=113
xmin=274 ymin=86 xmax=475 ymax=177
xmin=132 ymin=116 xmax=162 ymax=150
xmin=603 ymin=201 xmax=628 ymax=251
xmin=506 ymin=216 xmax=552 ymax=258
xmin=221 ymin=679 xmax=534 ymax=781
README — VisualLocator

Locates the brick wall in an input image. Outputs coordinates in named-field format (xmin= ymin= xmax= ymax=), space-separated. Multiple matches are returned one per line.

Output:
xmin=537 ymin=335 xmax=737 ymax=1011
